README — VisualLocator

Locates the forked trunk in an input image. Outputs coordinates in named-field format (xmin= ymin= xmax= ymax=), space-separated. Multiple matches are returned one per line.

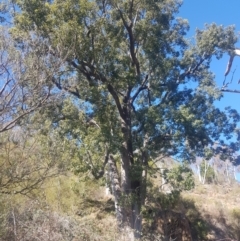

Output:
xmin=107 ymin=153 xmax=140 ymax=240
xmin=119 ymin=144 xmax=148 ymax=240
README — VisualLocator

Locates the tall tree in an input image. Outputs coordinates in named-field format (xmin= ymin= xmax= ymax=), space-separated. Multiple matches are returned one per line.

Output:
xmin=12 ymin=0 xmax=240 ymax=239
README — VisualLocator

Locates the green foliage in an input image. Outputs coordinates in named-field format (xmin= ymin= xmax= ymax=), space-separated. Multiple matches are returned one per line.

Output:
xmin=193 ymin=219 xmax=209 ymax=240
xmin=196 ymin=23 xmax=237 ymax=59
xmin=164 ymin=162 xmax=195 ymax=192
xmin=146 ymin=162 xmax=194 ymax=211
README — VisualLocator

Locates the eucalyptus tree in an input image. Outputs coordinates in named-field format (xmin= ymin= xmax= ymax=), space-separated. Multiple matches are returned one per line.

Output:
xmin=12 ymin=0 xmax=240 ymax=239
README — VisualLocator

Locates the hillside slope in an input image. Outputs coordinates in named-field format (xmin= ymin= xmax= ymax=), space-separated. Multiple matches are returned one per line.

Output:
xmin=1 ymin=174 xmax=240 ymax=241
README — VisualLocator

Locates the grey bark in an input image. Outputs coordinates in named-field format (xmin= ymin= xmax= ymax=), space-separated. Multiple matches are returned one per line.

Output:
xmin=107 ymin=155 xmax=123 ymax=229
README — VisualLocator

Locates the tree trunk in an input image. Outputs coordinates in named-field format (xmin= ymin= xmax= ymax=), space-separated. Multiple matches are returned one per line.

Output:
xmin=107 ymin=155 xmax=123 ymax=229
xmin=234 ymin=166 xmax=237 ymax=181
xmin=107 ymin=152 xmax=142 ymax=241
xmin=132 ymin=148 xmax=148 ymax=239
xmin=132 ymin=202 xmax=142 ymax=239
xmin=197 ymin=164 xmax=202 ymax=183
xmin=225 ymin=162 xmax=230 ymax=184
xmin=118 ymin=109 xmax=144 ymax=239
xmin=106 ymin=96 xmax=146 ymax=240
xmin=120 ymin=144 xmax=143 ymax=240
xmin=202 ymin=160 xmax=210 ymax=184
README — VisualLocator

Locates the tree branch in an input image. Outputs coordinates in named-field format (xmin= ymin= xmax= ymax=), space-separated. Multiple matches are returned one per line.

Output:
xmin=117 ymin=6 xmax=140 ymax=77
xmin=130 ymin=74 xmax=149 ymax=108
xmin=0 ymin=88 xmax=50 ymax=133
xmin=221 ymin=88 xmax=240 ymax=93
xmin=222 ymin=67 xmax=236 ymax=89
xmin=107 ymin=84 xmax=125 ymax=120
xmin=178 ymin=52 xmax=211 ymax=82
xmin=52 ymin=77 xmax=80 ymax=98
xmin=87 ymin=148 xmax=109 ymax=179
xmin=67 ymin=59 xmax=126 ymax=120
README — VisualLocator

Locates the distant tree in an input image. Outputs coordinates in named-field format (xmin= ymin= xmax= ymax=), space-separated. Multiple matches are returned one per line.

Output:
xmin=11 ymin=0 xmax=240 ymax=239
xmin=196 ymin=143 xmax=240 ymax=185
xmin=199 ymin=159 xmax=215 ymax=184
xmin=213 ymin=157 xmax=240 ymax=184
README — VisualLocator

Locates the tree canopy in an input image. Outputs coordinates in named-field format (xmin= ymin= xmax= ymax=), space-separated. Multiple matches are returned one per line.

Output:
xmin=12 ymin=0 xmax=240 ymax=156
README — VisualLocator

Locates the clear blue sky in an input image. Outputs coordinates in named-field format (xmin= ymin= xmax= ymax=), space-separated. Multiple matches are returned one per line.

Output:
xmin=178 ymin=0 xmax=240 ymax=113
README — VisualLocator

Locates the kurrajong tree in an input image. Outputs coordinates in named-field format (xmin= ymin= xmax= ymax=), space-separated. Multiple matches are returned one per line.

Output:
xmin=11 ymin=0 xmax=240 ymax=239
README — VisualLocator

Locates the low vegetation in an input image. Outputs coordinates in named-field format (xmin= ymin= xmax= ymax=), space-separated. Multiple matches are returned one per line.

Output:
xmin=1 ymin=164 xmax=240 ymax=240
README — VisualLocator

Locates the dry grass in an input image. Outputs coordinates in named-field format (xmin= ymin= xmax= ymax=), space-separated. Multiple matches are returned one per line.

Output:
xmin=1 ymin=171 xmax=240 ymax=241
xmin=181 ymin=181 xmax=240 ymax=240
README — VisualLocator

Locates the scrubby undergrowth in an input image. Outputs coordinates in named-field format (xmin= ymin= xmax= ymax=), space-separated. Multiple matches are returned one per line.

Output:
xmin=1 ymin=175 xmax=240 ymax=241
